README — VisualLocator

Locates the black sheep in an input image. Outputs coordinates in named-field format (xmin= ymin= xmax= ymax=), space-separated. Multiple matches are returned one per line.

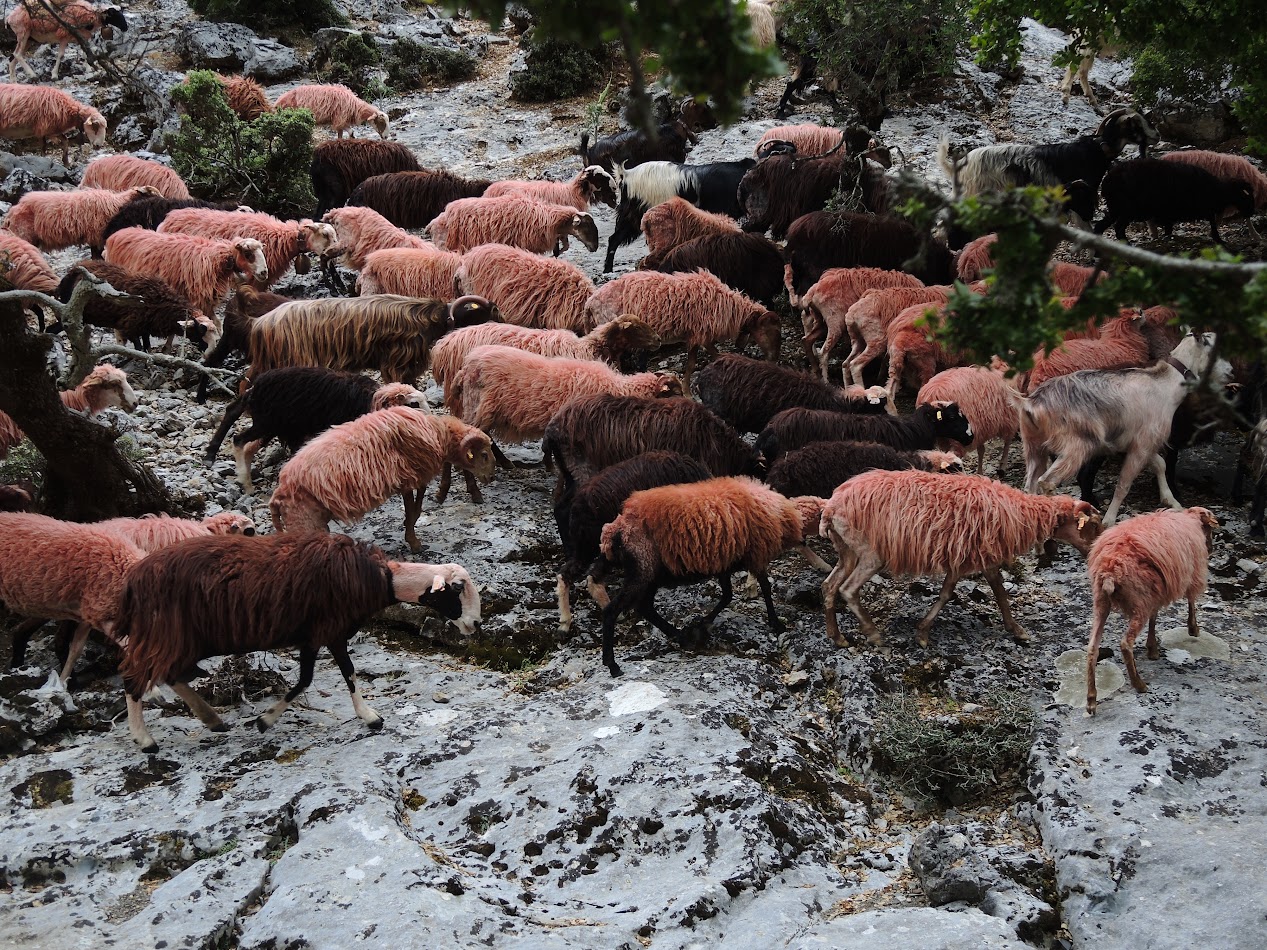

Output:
xmin=101 ymin=196 xmax=243 ymax=245
xmin=347 ymin=170 xmax=493 ymax=229
xmin=756 ymin=402 xmax=974 ymax=461
xmin=53 ymin=261 xmax=211 ymax=353
xmin=652 ymin=232 xmax=784 ymax=304
xmin=310 ymin=139 xmax=422 ymax=217
xmin=765 ymin=439 xmax=963 ymax=499
xmin=1096 ymin=158 xmax=1256 ymax=245
xmin=695 ymin=353 xmax=888 ymax=433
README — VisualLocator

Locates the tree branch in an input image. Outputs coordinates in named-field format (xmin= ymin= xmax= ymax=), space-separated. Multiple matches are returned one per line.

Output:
xmin=1048 ymin=221 xmax=1267 ymax=277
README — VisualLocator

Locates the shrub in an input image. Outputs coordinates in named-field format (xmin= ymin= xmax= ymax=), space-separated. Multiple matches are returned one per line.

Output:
xmin=509 ymin=36 xmax=610 ymax=103
xmin=188 ymin=0 xmax=345 ymax=33
xmin=386 ymin=39 xmax=478 ymax=88
xmin=168 ymin=71 xmax=316 ymax=220
xmin=313 ymin=32 xmax=383 ymax=97
xmin=0 ymin=439 xmax=44 ymax=489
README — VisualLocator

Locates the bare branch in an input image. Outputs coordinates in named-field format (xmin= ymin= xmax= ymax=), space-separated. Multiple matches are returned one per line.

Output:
xmin=1049 ymin=221 xmax=1267 ymax=278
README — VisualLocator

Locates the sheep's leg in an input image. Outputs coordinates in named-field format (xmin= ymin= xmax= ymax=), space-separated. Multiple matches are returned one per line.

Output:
xmin=556 ymin=574 xmax=574 ymax=633
xmin=821 ymin=532 xmax=859 ymax=646
xmin=1087 ymin=596 xmax=1109 ymax=715
xmin=795 ymin=543 xmax=832 ymax=573
xmin=463 ymin=470 xmax=483 ymax=503
xmin=9 ymin=617 xmax=46 ymax=667
xmin=127 ymin=695 xmax=159 ymax=753
xmin=58 ymin=622 xmax=93 ymax=685
xmin=1186 ymin=595 xmax=1200 ymax=639
xmin=255 ymin=645 xmax=316 ymax=731
xmin=914 ymin=573 xmax=961 ymax=647
xmin=637 ymin=590 xmax=687 ymax=645
xmin=435 ymin=463 xmax=452 ymax=503
xmin=997 ymin=437 xmax=1012 ymax=479
xmin=753 ymin=571 xmax=784 ymax=633
xmin=839 ymin=552 xmax=886 ymax=645
xmin=50 ymin=42 xmax=67 ymax=81
xmin=232 ymin=437 xmax=264 ymax=495
xmin=983 ymin=567 xmax=1029 ymax=643
xmin=1101 ymin=450 xmax=1154 ymax=527
xmin=328 ymin=640 xmax=383 ymax=730
xmin=818 ymin=326 xmax=843 ymax=382
xmin=402 ymin=489 xmax=422 ymax=552
xmin=1149 ymin=453 xmax=1182 ymax=509
xmin=1120 ymin=614 xmax=1150 ymax=694
xmin=586 ymin=576 xmax=610 ymax=608
xmin=171 ymin=682 xmax=228 ymax=732
xmin=1146 ymin=612 xmax=1161 ymax=660
xmin=601 ymin=580 xmax=649 ymax=677
xmin=490 ymin=440 xmax=515 ymax=469
xmin=848 ymin=337 xmax=885 ymax=388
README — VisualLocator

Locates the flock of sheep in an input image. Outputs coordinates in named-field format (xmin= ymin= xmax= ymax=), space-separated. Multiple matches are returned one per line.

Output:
xmin=1 ymin=6 xmax=1266 ymax=755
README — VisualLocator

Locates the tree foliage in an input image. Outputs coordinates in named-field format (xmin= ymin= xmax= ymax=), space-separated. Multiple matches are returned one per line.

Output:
xmin=189 ymin=0 xmax=345 ymax=33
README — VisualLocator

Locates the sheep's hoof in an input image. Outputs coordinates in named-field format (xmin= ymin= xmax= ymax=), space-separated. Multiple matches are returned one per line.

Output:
xmin=557 ymin=621 xmax=572 ymax=635
xmin=209 ymin=722 xmax=230 ymax=733
xmin=827 ymin=632 xmax=849 ymax=648
xmin=253 ymin=717 xmax=269 ymax=733
xmin=769 ymin=620 xmax=787 ymax=636
xmin=366 ymin=716 xmax=384 ymax=731
xmin=141 ymin=742 xmax=159 ymax=754
xmin=1085 ymin=703 xmax=1097 ymax=717
xmin=606 ymin=662 xmax=623 ymax=678
xmin=1011 ymin=629 xmax=1031 ymax=644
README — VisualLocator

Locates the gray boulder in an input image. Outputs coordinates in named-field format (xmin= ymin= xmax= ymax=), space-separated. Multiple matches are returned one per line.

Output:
xmin=176 ymin=23 xmax=302 ymax=81
xmin=1147 ymin=97 xmax=1243 ymax=147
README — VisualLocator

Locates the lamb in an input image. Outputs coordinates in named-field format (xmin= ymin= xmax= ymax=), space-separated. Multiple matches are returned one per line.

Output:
xmin=916 ymin=365 xmax=1020 ymax=475
xmin=800 ymin=266 xmax=926 ymax=378
xmin=737 ymin=147 xmax=891 ymax=239
xmin=54 ymin=260 xmax=220 ymax=352
xmin=0 ymin=81 xmax=107 ymax=163
xmin=595 ymin=476 xmax=812 ymax=676
xmin=755 ymin=402 xmax=974 ymax=463
xmin=554 ymin=450 xmax=711 ymax=633
xmin=102 ymin=228 xmax=268 ymax=324
xmin=639 ymin=197 xmax=741 ymax=269
xmin=157 ymin=209 xmax=337 ymax=286
xmin=766 ymin=440 xmax=962 ymax=499
xmin=101 ymin=195 xmax=247 ymax=244
xmin=585 ymin=269 xmax=782 ymax=387
xmin=2 ymin=2 xmax=127 ymax=82
xmin=311 ymin=138 xmax=421 ymax=217
xmin=269 ymin=407 xmax=496 ymax=550
xmin=448 ymin=345 xmax=683 ymax=449
xmin=696 ymin=353 xmax=889 ymax=433
xmin=429 ymin=316 xmax=660 ymax=390
xmin=1084 ymin=506 xmax=1217 ymax=715
xmin=275 ymin=83 xmax=388 ymax=138
xmin=649 ymin=231 xmax=784 ymax=305
xmin=204 ymin=368 xmax=425 ymax=493
xmin=1095 ymin=157 xmax=1256 ymax=245
xmin=80 ymin=154 xmax=189 ymax=200
xmin=1020 ymin=331 xmax=1221 ymax=526
xmin=1161 ymin=150 xmax=1267 ymax=213
xmin=453 ymin=243 xmax=596 ymax=333
xmin=348 ymin=169 xmax=493 ymax=229
xmin=0 ymin=363 xmax=137 ymax=460
xmin=247 ymin=294 xmax=493 ymax=385
xmin=484 ymin=166 xmax=617 ymax=211
xmin=116 ymin=532 xmax=480 ymax=751
xmin=355 ymin=244 xmax=466 ymax=299
xmin=427 ymin=195 xmax=599 ymax=256
xmin=1020 ymin=313 xmax=1152 ymax=393
xmin=195 ymin=283 xmax=293 ymax=403
xmin=5 ymin=185 xmax=160 ymax=255
xmin=820 ymin=469 xmax=1102 ymax=646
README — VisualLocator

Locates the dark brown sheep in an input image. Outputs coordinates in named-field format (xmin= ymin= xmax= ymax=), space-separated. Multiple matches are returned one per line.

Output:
xmin=101 ymin=196 xmax=245 ymax=245
xmin=738 ymin=150 xmax=891 ymax=239
xmin=650 ymin=231 xmax=784 ymax=304
xmin=755 ymin=402 xmax=974 ymax=462
xmin=347 ymin=169 xmax=493 ymax=229
xmin=195 ymin=284 xmax=295 ymax=404
xmin=764 ymin=439 xmax=963 ymax=498
xmin=311 ymin=139 xmax=422 ymax=217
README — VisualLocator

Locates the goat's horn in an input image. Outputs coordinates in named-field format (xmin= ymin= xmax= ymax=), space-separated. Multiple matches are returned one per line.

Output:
xmin=1095 ymin=107 xmax=1132 ymax=132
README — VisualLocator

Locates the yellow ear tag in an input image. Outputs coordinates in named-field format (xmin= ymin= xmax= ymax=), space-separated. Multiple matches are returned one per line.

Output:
xmin=936 ymin=410 xmax=943 ymax=420
xmin=1077 ymin=514 xmax=1089 ymax=529
xmin=467 ymin=451 xmax=474 ymax=460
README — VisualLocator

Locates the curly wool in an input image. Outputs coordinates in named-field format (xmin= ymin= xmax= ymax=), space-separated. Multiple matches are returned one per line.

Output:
xmin=0 ymin=230 xmax=58 ymax=294
xmin=275 ymin=83 xmax=386 ymax=137
xmin=841 ymin=284 xmax=960 ymax=386
xmin=917 ymin=365 xmax=1020 ymax=467
xmin=311 ymin=139 xmax=421 ymax=215
xmin=102 ymin=195 xmax=242 ymax=244
xmin=323 ymin=206 xmax=426 ymax=272
xmin=158 ymin=209 xmax=335 ymax=286
xmin=428 ymin=195 xmax=594 ymax=255
xmin=955 ymin=234 xmax=997 ymax=282
xmin=80 ymin=155 xmax=190 ymax=200
xmin=455 ymin=243 xmax=595 ymax=333
xmin=1089 ymin=508 xmax=1211 ymax=614
xmin=56 ymin=259 xmax=213 ymax=350
xmin=94 ymin=512 xmax=254 ymax=552
xmin=639 ymin=197 xmax=740 ymax=268
xmin=1 ymin=364 xmax=136 ymax=458
xmin=349 ymin=170 xmax=492 ymax=229
xmin=5 ymin=186 xmax=157 ymax=253
xmin=756 ymin=402 xmax=972 ymax=462
xmin=765 ymin=440 xmax=959 ymax=499
xmin=0 ymin=83 xmax=106 ymax=147
xmin=355 ymin=244 xmax=464 ymax=297
xmin=651 ymin=232 xmax=784 ymax=305
xmin=886 ymin=302 xmax=968 ymax=398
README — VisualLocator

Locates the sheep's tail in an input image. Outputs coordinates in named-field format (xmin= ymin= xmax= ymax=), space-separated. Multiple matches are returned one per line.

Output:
xmin=204 ymin=391 xmax=249 ymax=464
xmin=579 ymin=133 xmax=591 ymax=165
xmin=1098 ymin=577 xmax=1115 ymax=597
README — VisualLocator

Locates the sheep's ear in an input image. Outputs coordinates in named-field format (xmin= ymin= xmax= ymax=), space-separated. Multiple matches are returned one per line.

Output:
xmin=431 ymin=574 xmax=447 ymax=592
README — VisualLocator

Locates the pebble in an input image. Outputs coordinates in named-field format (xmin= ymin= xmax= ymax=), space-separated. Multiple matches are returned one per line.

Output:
xmin=433 ymin=692 xmax=450 ymax=704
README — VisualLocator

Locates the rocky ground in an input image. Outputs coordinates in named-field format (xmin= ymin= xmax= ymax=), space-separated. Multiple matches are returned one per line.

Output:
xmin=1 ymin=6 xmax=1266 ymax=949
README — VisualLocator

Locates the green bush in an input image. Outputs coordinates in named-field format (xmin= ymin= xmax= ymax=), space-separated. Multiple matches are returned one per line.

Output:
xmin=0 ymin=439 xmax=44 ymax=489
xmin=168 ymin=71 xmax=316 ymax=219
xmin=510 ymin=36 xmax=610 ymax=103
xmin=188 ymin=0 xmax=345 ymax=33
xmin=313 ymin=32 xmax=383 ymax=97
xmin=387 ymin=39 xmax=478 ymax=88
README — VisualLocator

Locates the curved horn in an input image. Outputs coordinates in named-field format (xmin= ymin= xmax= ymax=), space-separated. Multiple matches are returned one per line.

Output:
xmin=449 ymin=294 xmax=491 ymax=313
xmin=1094 ymin=107 xmax=1132 ymax=135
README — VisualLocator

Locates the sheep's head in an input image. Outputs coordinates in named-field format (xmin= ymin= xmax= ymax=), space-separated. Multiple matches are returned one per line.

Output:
xmin=1227 ymin=181 xmax=1256 ymax=218
xmin=203 ymin=511 xmax=256 ymax=535
xmin=389 ymin=562 xmax=481 ymax=636
xmin=843 ymin=384 xmax=890 ymax=412
xmin=738 ymin=308 xmax=782 ymax=362
xmin=920 ymin=450 xmax=964 ymax=474
xmin=458 ymin=429 xmax=496 ymax=483
xmin=1053 ymin=500 xmax=1102 ymax=554
xmin=177 ymin=311 xmax=220 ymax=353
xmin=736 ymin=162 xmax=772 ymax=232
xmin=790 ymin=495 xmax=826 ymax=541
xmin=449 ymin=294 xmax=499 ymax=330
xmin=678 ymin=98 xmax=717 ymax=133
xmin=80 ymin=364 xmax=138 ymax=413
xmin=373 ymin=383 xmax=425 ymax=410
xmin=232 ymin=237 xmax=269 ymax=284
xmin=299 ymin=220 xmax=338 ymax=256
xmin=1189 ymin=506 xmax=1220 ymax=550
xmin=82 ymin=114 xmax=107 ymax=148
xmin=579 ymin=166 xmax=618 ymax=208
xmin=924 ymin=400 xmax=973 ymax=445
xmin=102 ymin=6 xmax=128 ymax=33
xmin=566 ymin=212 xmax=600 ymax=252
xmin=653 ymin=373 xmax=684 ymax=398
xmin=130 ymin=185 xmax=162 ymax=199
xmin=597 ymin=314 xmax=660 ymax=356
xmin=370 ymin=110 xmax=389 ymax=139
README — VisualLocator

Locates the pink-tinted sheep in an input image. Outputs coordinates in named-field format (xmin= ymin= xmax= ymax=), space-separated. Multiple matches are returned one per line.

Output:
xmin=103 ymin=227 xmax=268 ymax=323
xmin=356 ymin=244 xmax=464 ymax=298
xmin=5 ymin=185 xmax=159 ymax=254
xmin=157 ymin=208 xmax=336 ymax=286
xmin=427 ymin=194 xmax=600 ymax=256
xmin=454 ymin=243 xmax=596 ymax=333
xmin=80 ymin=154 xmax=190 ymax=200
xmin=917 ymin=365 xmax=1021 ymax=476
xmin=0 ymin=229 xmax=59 ymax=295
xmin=448 ymin=344 xmax=683 ymax=447
xmin=274 ymin=83 xmax=387 ymax=139
xmin=639 ymin=197 xmax=741 ymax=269
xmin=886 ymin=302 xmax=969 ymax=400
xmin=484 ymin=166 xmax=618 ymax=211
xmin=800 ymin=266 xmax=925 ymax=379
xmin=755 ymin=124 xmax=846 ymax=158
xmin=1021 ymin=313 xmax=1151 ymax=393
xmin=94 ymin=511 xmax=256 ymax=551
xmin=1048 ymin=261 xmax=1101 ymax=297
xmin=585 ymin=269 xmax=782 ymax=387
xmin=322 ymin=205 xmax=426 ymax=272
xmin=2 ymin=2 xmax=126 ymax=81
xmin=841 ymin=284 xmax=956 ymax=387
xmin=820 ymin=469 xmax=1102 ymax=646
xmin=0 ymin=363 xmax=138 ymax=459
xmin=429 ymin=316 xmax=660 ymax=389
xmin=270 ymin=407 xmax=497 ymax=551
xmin=1086 ymin=506 xmax=1218 ymax=714
xmin=0 ymin=82 xmax=107 ymax=163
xmin=219 ymin=74 xmax=272 ymax=120
xmin=955 ymin=234 xmax=997 ymax=282
xmin=1162 ymin=150 xmax=1267 ymax=213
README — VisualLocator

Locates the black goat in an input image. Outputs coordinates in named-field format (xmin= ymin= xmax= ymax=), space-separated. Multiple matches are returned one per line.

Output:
xmin=1096 ymin=158 xmax=1256 ymax=245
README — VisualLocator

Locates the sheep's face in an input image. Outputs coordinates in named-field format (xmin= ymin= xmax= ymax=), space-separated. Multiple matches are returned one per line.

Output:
xmin=653 ymin=373 xmax=684 ymax=398
xmin=300 ymin=221 xmax=338 ymax=256
xmin=739 ymin=309 xmax=782 ymax=362
xmin=83 ymin=116 xmax=107 ymax=148
xmin=568 ymin=213 xmax=600 ymax=252
xmin=205 ymin=512 xmax=257 ymax=535
xmin=1229 ymin=182 xmax=1255 ymax=218
xmin=1192 ymin=506 xmax=1219 ymax=550
xmin=925 ymin=400 xmax=973 ymax=445
xmin=371 ymin=111 xmax=389 ymax=139
xmin=373 ymin=383 xmax=426 ymax=410
xmin=790 ymin=495 xmax=825 ymax=540
xmin=390 ymin=563 xmax=482 ymax=636
xmin=921 ymin=450 xmax=964 ymax=474
xmin=581 ymin=166 xmax=618 ymax=208
xmin=1054 ymin=502 xmax=1102 ymax=554
xmin=459 ymin=432 xmax=497 ymax=483
xmin=179 ymin=314 xmax=220 ymax=353
xmin=234 ymin=238 xmax=269 ymax=284
xmin=102 ymin=7 xmax=128 ymax=32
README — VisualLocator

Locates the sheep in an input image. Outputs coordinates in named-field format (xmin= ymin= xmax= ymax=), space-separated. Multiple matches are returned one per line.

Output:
xmin=5 ymin=185 xmax=160 ymax=255
xmin=579 ymin=116 xmax=699 ymax=174
xmin=157 ymin=209 xmax=337 ymax=286
xmin=1161 ymin=149 xmax=1267 ymax=213
xmin=1020 ymin=331 xmax=1221 ymax=526
xmin=1084 ymin=506 xmax=1217 ymax=714
xmin=916 ymin=365 xmax=1020 ymax=476
xmin=102 ymin=228 xmax=268 ymax=325
xmin=428 ymin=195 xmax=599 ymax=257
xmin=429 ymin=316 xmax=660 ymax=390
xmin=800 ymin=267 xmax=926 ymax=378
xmin=595 ymin=476 xmax=811 ymax=676
xmin=356 ymin=244 xmax=465 ymax=299
xmin=737 ymin=148 xmax=891 ymax=240
xmin=639 ymin=197 xmax=741 ymax=269
xmin=269 ymin=407 xmax=497 ymax=551
xmin=1019 ymin=313 xmax=1152 ymax=393
xmin=755 ymin=401 xmax=974 ymax=463
xmin=80 ymin=154 xmax=189 ymax=200
xmin=649 ymin=231 xmax=784 ymax=304
xmin=554 ymin=450 xmax=712 ymax=633
xmin=0 ymin=484 xmax=33 ymax=511
xmin=696 ymin=353 xmax=889 ymax=433
xmin=0 ymin=363 xmax=137 ymax=459
xmin=2 ymin=1 xmax=127 ymax=82
xmin=95 ymin=511 xmax=256 ymax=550
xmin=321 ymin=205 xmax=427 ymax=271
xmin=585 ymin=269 xmax=782 ymax=387
xmin=195 ymin=283 xmax=293 ymax=403
xmin=885 ymin=302 xmax=969 ymax=400
xmin=116 ymin=532 xmax=480 ymax=751
xmin=765 ymin=440 xmax=963 ymax=499
xmin=744 ymin=0 xmax=777 ymax=47
xmin=0 ymin=229 xmax=59 ymax=327
xmin=217 ymin=73 xmax=272 ymax=120
xmin=247 ymin=294 xmax=493 ymax=385
xmin=484 ymin=166 xmax=617 ymax=211
xmin=0 ymin=512 xmax=144 ymax=682
xmin=53 ymin=260 xmax=219 ymax=352
xmin=956 ymin=233 xmax=1102 ymax=296
xmin=1095 ymin=158 xmax=1256 ymax=245
xmin=311 ymin=138 xmax=421 ymax=217
xmin=820 ymin=469 xmax=1102 ymax=646
xmin=204 ymin=368 xmax=424 ymax=493
xmin=275 ymin=83 xmax=388 ymax=139
xmin=0 ymin=81 xmax=107 ymax=163
xmin=348 ymin=169 xmax=493 ymax=229
xmin=784 ymin=211 xmax=956 ymax=303
xmin=453 ymin=243 xmax=595 ymax=333
xmin=101 ymin=195 xmax=247 ymax=244
xmin=754 ymin=124 xmax=849 ymax=158
xmin=448 ymin=345 xmax=683 ymax=451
